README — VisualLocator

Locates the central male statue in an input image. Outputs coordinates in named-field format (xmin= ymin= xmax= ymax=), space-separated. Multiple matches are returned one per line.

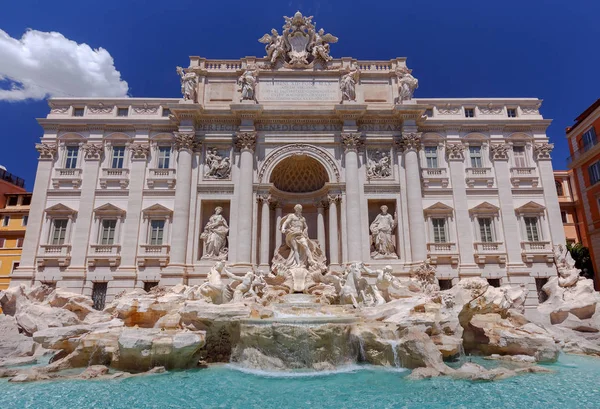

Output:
xmin=281 ymin=204 xmax=317 ymax=268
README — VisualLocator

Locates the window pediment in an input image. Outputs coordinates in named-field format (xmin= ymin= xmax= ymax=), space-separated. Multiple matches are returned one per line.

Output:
xmin=515 ymin=201 xmax=545 ymax=214
xmin=142 ymin=203 xmax=173 ymax=219
xmin=45 ymin=203 xmax=77 ymax=217
xmin=94 ymin=203 xmax=126 ymax=218
xmin=469 ymin=201 xmax=500 ymax=215
xmin=424 ymin=202 xmax=454 ymax=216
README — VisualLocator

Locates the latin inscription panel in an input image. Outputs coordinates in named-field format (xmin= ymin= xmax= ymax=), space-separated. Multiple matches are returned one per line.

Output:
xmin=260 ymin=80 xmax=339 ymax=102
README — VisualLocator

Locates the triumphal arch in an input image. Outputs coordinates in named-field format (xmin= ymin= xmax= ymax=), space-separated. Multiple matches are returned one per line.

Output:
xmin=14 ymin=12 xmax=564 ymax=307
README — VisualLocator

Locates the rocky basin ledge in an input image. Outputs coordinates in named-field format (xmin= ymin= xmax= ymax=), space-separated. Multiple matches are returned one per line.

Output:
xmin=1 ymin=275 xmax=600 ymax=383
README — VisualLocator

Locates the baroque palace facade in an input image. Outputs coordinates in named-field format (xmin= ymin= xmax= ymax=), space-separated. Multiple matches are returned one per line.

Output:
xmin=12 ymin=12 xmax=563 ymax=307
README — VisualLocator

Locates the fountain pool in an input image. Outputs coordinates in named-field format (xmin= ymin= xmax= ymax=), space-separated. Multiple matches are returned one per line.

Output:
xmin=1 ymin=355 xmax=599 ymax=409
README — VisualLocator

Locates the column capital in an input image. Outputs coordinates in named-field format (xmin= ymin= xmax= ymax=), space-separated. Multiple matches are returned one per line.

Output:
xmin=257 ymin=193 xmax=271 ymax=204
xmin=490 ymin=143 xmax=511 ymax=161
xmin=35 ymin=143 xmax=57 ymax=161
xmin=327 ymin=194 xmax=341 ymax=204
xmin=396 ymin=131 xmax=422 ymax=152
xmin=533 ymin=142 xmax=554 ymax=161
xmin=340 ymin=132 xmax=363 ymax=151
xmin=445 ymin=142 xmax=465 ymax=161
xmin=128 ymin=143 xmax=151 ymax=161
xmin=173 ymin=131 xmax=201 ymax=152
xmin=81 ymin=143 xmax=104 ymax=161
xmin=236 ymin=131 xmax=257 ymax=152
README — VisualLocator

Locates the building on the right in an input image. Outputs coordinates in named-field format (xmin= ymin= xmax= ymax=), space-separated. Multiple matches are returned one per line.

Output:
xmin=567 ymin=98 xmax=600 ymax=288
xmin=554 ymin=170 xmax=582 ymax=246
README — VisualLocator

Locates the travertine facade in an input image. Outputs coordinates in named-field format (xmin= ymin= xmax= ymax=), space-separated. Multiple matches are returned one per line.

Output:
xmin=12 ymin=12 xmax=564 ymax=307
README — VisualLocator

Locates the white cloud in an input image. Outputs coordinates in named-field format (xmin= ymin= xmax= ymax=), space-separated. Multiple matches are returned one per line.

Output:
xmin=0 ymin=29 xmax=129 ymax=101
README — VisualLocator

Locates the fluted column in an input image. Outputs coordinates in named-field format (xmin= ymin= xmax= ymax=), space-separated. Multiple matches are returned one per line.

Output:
xmin=317 ymin=201 xmax=326 ymax=255
xmin=328 ymin=195 xmax=340 ymax=265
xmin=341 ymin=133 xmax=363 ymax=262
xmin=399 ymin=132 xmax=427 ymax=263
xmin=236 ymin=132 xmax=257 ymax=265
xmin=168 ymin=132 xmax=198 ymax=268
xmin=259 ymin=194 xmax=271 ymax=267
xmin=534 ymin=143 xmax=565 ymax=245
xmin=275 ymin=204 xmax=283 ymax=250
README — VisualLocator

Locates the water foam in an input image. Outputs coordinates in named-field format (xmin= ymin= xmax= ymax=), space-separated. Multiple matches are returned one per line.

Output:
xmin=225 ymin=364 xmax=406 ymax=378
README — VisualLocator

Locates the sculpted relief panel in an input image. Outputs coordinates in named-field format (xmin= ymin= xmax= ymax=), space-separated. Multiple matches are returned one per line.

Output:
xmin=260 ymin=80 xmax=339 ymax=102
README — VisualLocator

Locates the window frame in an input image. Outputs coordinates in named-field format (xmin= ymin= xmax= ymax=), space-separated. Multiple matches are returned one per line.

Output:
xmin=7 ymin=196 xmax=18 ymax=206
xmin=22 ymin=215 xmax=28 ymax=226
xmin=469 ymin=146 xmax=483 ymax=168
xmin=424 ymin=146 xmax=438 ymax=168
xmin=99 ymin=219 xmax=118 ymax=245
xmin=157 ymin=146 xmax=171 ymax=169
xmin=50 ymin=218 xmax=69 ymax=245
xmin=512 ymin=145 xmax=527 ymax=168
xmin=2 ymin=216 xmax=10 ymax=227
xmin=148 ymin=219 xmax=166 ymax=245
xmin=64 ymin=145 xmax=80 ymax=169
xmin=111 ymin=146 xmax=126 ymax=169
xmin=464 ymin=108 xmax=475 ymax=118
xmin=507 ymin=108 xmax=517 ymax=118
xmin=117 ymin=107 xmax=129 ymax=117
xmin=477 ymin=217 xmax=495 ymax=243
xmin=73 ymin=108 xmax=84 ymax=117
xmin=523 ymin=216 xmax=541 ymax=242
xmin=431 ymin=217 xmax=448 ymax=243
xmin=582 ymin=127 xmax=597 ymax=150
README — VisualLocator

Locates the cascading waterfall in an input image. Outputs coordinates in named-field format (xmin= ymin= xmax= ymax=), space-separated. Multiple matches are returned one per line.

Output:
xmin=387 ymin=340 xmax=400 ymax=368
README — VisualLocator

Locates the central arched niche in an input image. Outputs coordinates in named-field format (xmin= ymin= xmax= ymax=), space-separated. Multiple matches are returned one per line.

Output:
xmin=270 ymin=155 xmax=328 ymax=193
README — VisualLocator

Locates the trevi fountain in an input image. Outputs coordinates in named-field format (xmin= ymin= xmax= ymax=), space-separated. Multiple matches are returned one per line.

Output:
xmin=2 ymin=11 xmax=600 ymax=409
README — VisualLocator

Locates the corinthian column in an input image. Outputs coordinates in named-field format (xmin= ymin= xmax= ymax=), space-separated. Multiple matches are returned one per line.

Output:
xmin=259 ymin=194 xmax=271 ymax=267
xmin=341 ymin=133 xmax=363 ymax=262
xmin=534 ymin=143 xmax=565 ymax=245
xmin=317 ymin=201 xmax=326 ymax=255
xmin=328 ymin=195 xmax=340 ymax=265
xmin=399 ymin=132 xmax=427 ymax=263
xmin=275 ymin=204 xmax=283 ymax=250
xmin=167 ymin=132 xmax=198 ymax=270
xmin=236 ymin=132 xmax=257 ymax=265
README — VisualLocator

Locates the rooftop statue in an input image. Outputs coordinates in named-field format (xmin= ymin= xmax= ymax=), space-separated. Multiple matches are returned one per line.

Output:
xmin=258 ymin=11 xmax=337 ymax=68
xmin=176 ymin=66 xmax=198 ymax=103
xmin=395 ymin=66 xmax=419 ymax=103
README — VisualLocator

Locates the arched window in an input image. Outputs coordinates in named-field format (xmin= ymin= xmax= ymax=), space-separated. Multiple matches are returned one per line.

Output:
xmin=555 ymin=180 xmax=564 ymax=197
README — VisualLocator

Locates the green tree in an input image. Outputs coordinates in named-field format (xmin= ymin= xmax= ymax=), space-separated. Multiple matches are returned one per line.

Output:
xmin=566 ymin=242 xmax=595 ymax=280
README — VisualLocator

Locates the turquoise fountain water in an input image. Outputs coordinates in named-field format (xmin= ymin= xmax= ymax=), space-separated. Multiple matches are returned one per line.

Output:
xmin=1 ymin=354 xmax=599 ymax=409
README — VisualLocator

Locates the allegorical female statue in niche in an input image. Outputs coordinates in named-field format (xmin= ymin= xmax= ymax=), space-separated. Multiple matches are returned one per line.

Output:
xmin=200 ymin=207 xmax=229 ymax=260
xmin=369 ymin=205 xmax=398 ymax=259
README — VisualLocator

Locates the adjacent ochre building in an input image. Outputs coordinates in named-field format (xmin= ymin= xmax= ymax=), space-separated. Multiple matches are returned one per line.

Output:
xmin=12 ymin=13 xmax=565 ymax=309
xmin=0 ymin=192 xmax=31 ymax=290
xmin=554 ymin=170 xmax=581 ymax=246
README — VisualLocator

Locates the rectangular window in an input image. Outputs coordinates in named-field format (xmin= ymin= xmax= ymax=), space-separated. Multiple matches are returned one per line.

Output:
xmin=100 ymin=220 xmax=117 ymax=245
xmin=2 ymin=216 xmax=9 ymax=227
xmin=507 ymin=108 xmax=517 ymax=118
xmin=478 ymin=217 xmax=494 ymax=242
xmin=524 ymin=217 xmax=540 ymax=242
xmin=431 ymin=218 xmax=447 ymax=243
xmin=469 ymin=146 xmax=483 ymax=168
xmin=424 ymin=146 xmax=438 ymax=168
xmin=162 ymin=108 xmax=171 ymax=117
xmin=513 ymin=146 xmax=527 ymax=168
xmin=111 ymin=146 xmax=126 ymax=169
xmin=465 ymin=108 xmax=474 ymax=118
xmin=149 ymin=220 xmax=165 ymax=245
xmin=0 ymin=238 xmax=5 ymax=248
xmin=117 ymin=107 xmax=129 ymax=117
xmin=588 ymin=162 xmax=600 ymax=185
xmin=73 ymin=108 xmax=84 ymax=117
xmin=157 ymin=146 xmax=171 ymax=169
xmin=11 ymin=262 xmax=19 ymax=273
xmin=65 ymin=146 xmax=79 ymax=169
xmin=51 ymin=219 xmax=68 ymax=245
xmin=561 ymin=211 xmax=568 ymax=223
xmin=16 ymin=238 xmax=23 ymax=248
xmin=583 ymin=127 xmax=597 ymax=151
xmin=22 ymin=215 xmax=28 ymax=226
xmin=7 ymin=196 xmax=18 ymax=206
xmin=91 ymin=282 xmax=108 ymax=310
xmin=22 ymin=196 xmax=31 ymax=206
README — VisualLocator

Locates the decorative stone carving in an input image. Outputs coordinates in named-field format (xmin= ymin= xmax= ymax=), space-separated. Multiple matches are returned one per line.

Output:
xmin=204 ymin=147 xmax=231 ymax=179
xmin=88 ymin=104 xmax=114 ymax=114
xmin=259 ymin=11 xmax=338 ymax=68
xmin=554 ymin=244 xmax=581 ymax=288
xmin=237 ymin=68 xmax=258 ymax=102
xmin=258 ymin=143 xmax=340 ymax=183
xmin=479 ymin=105 xmax=503 ymax=115
xmin=271 ymin=204 xmax=327 ymax=292
xmin=81 ymin=143 xmax=104 ymax=160
xmin=370 ymin=205 xmax=398 ymax=259
xmin=411 ymin=260 xmax=440 ymax=294
xmin=173 ymin=132 xmax=200 ymax=152
xmin=50 ymin=106 xmax=69 ymax=114
xmin=128 ymin=143 xmax=150 ymax=160
xmin=533 ymin=143 xmax=553 ymax=160
xmin=395 ymin=66 xmax=418 ymax=103
xmin=340 ymin=68 xmax=360 ymax=102
xmin=132 ymin=103 xmax=159 ymax=114
xmin=327 ymin=194 xmax=341 ymax=204
xmin=437 ymin=105 xmax=461 ymax=115
xmin=176 ymin=66 xmax=198 ymax=103
xmin=521 ymin=106 xmax=539 ymax=115
xmin=341 ymin=133 xmax=363 ymax=151
xmin=200 ymin=207 xmax=229 ymax=260
xmin=445 ymin=142 xmax=465 ymax=161
xmin=366 ymin=150 xmax=392 ymax=179
xmin=398 ymin=132 xmax=422 ymax=152
xmin=490 ymin=143 xmax=511 ymax=161
xmin=35 ymin=143 xmax=58 ymax=160
xmin=270 ymin=156 xmax=328 ymax=193
xmin=236 ymin=132 xmax=257 ymax=151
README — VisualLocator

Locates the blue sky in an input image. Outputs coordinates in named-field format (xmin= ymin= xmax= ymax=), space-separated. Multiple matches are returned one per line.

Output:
xmin=1 ymin=0 xmax=599 ymax=189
